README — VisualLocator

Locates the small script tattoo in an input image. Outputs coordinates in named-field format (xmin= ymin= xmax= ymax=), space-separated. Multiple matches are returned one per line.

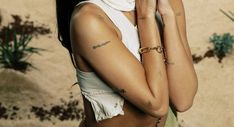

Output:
xmin=175 ymin=12 xmax=182 ymax=16
xmin=138 ymin=16 xmax=147 ymax=20
xmin=92 ymin=41 xmax=111 ymax=49
xmin=113 ymin=88 xmax=126 ymax=94
xmin=118 ymin=89 xmax=126 ymax=93
xmin=165 ymin=60 xmax=175 ymax=65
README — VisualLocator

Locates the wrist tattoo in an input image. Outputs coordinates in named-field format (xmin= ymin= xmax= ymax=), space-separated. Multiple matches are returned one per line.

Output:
xmin=137 ymin=14 xmax=155 ymax=20
xmin=165 ymin=60 xmax=175 ymax=65
xmin=92 ymin=40 xmax=111 ymax=49
xmin=138 ymin=16 xmax=148 ymax=20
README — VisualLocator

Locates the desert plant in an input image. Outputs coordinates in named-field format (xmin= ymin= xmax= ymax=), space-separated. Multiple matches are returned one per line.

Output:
xmin=0 ymin=30 xmax=45 ymax=73
xmin=209 ymin=33 xmax=234 ymax=62
xmin=220 ymin=9 xmax=234 ymax=22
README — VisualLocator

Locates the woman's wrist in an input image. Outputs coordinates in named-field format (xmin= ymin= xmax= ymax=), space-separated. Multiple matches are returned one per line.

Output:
xmin=161 ymin=12 xmax=176 ymax=24
xmin=158 ymin=1 xmax=175 ymax=18
xmin=160 ymin=8 xmax=175 ymax=17
xmin=137 ymin=12 xmax=156 ymax=20
xmin=135 ymin=0 xmax=157 ymax=20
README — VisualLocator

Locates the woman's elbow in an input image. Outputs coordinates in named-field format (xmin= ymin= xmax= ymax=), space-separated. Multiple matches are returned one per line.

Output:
xmin=149 ymin=105 xmax=169 ymax=118
xmin=148 ymin=100 xmax=169 ymax=117
xmin=176 ymin=78 xmax=198 ymax=112
xmin=175 ymin=89 xmax=197 ymax=112
xmin=175 ymin=100 xmax=194 ymax=112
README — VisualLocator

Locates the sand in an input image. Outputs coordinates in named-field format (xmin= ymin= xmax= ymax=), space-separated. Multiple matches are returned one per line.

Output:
xmin=178 ymin=0 xmax=234 ymax=127
xmin=0 ymin=0 xmax=233 ymax=127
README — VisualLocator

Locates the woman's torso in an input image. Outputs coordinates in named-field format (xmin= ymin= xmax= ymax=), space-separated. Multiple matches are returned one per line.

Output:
xmin=72 ymin=1 xmax=177 ymax=127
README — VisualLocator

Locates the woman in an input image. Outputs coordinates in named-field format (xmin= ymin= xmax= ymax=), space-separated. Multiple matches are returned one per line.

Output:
xmin=56 ymin=0 xmax=198 ymax=127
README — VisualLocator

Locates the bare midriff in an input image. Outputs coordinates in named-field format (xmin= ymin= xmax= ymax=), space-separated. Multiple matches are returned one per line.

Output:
xmin=80 ymin=95 xmax=168 ymax=127
xmin=75 ymin=49 xmax=169 ymax=127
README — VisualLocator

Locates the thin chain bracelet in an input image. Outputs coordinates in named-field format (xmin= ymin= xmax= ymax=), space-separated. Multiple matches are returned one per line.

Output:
xmin=138 ymin=45 xmax=164 ymax=54
xmin=138 ymin=45 xmax=174 ymax=65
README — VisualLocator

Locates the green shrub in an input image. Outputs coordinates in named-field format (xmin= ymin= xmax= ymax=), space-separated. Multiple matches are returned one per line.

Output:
xmin=209 ymin=33 xmax=234 ymax=62
xmin=0 ymin=30 xmax=45 ymax=73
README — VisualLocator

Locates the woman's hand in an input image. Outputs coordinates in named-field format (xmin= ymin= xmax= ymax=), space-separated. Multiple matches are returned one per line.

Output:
xmin=157 ymin=0 xmax=174 ymax=16
xmin=135 ymin=0 xmax=157 ymax=19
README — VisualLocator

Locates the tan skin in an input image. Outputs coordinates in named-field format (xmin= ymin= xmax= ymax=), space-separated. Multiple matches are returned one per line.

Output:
xmin=70 ymin=0 xmax=198 ymax=127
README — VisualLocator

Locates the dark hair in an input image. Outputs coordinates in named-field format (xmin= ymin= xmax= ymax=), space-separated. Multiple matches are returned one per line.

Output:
xmin=56 ymin=0 xmax=85 ymax=67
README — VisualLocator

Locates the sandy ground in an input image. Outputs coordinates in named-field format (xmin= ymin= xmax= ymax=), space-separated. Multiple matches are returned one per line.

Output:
xmin=178 ymin=1 xmax=234 ymax=127
xmin=0 ymin=0 xmax=234 ymax=127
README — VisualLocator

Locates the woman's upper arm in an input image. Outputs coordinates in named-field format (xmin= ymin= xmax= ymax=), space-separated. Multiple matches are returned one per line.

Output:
xmin=70 ymin=9 xmax=164 ymax=116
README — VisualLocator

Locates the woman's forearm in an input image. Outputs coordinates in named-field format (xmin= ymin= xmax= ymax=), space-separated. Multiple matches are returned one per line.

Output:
xmin=169 ymin=0 xmax=194 ymax=63
xmin=162 ymin=13 xmax=198 ymax=112
xmin=137 ymin=13 xmax=169 ymax=115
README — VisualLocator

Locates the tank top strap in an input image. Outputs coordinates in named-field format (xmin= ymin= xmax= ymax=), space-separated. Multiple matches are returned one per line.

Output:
xmin=76 ymin=0 xmax=134 ymax=33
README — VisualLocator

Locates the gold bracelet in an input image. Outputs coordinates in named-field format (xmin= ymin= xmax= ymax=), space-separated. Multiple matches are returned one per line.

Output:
xmin=138 ymin=46 xmax=164 ymax=54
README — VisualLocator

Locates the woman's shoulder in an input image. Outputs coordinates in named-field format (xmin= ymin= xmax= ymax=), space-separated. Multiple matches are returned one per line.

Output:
xmin=71 ymin=2 xmax=106 ymax=24
xmin=70 ymin=2 xmax=120 ymax=40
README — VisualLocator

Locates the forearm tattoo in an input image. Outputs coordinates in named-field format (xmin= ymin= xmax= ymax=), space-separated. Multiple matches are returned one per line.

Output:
xmin=165 ymin=59 xmax=175 ymax=65
xmin=92 ymin=40 xmax=111 ymax=49
xmin=113 ymin=88 xmax=126 ymax=94
xmin=175 ymin=12 xmax=182 ymax=17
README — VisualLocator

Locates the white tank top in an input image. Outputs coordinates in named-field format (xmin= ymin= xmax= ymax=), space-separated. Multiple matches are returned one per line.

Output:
xmin=75 ymin=1 xmax=179 ymax=126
